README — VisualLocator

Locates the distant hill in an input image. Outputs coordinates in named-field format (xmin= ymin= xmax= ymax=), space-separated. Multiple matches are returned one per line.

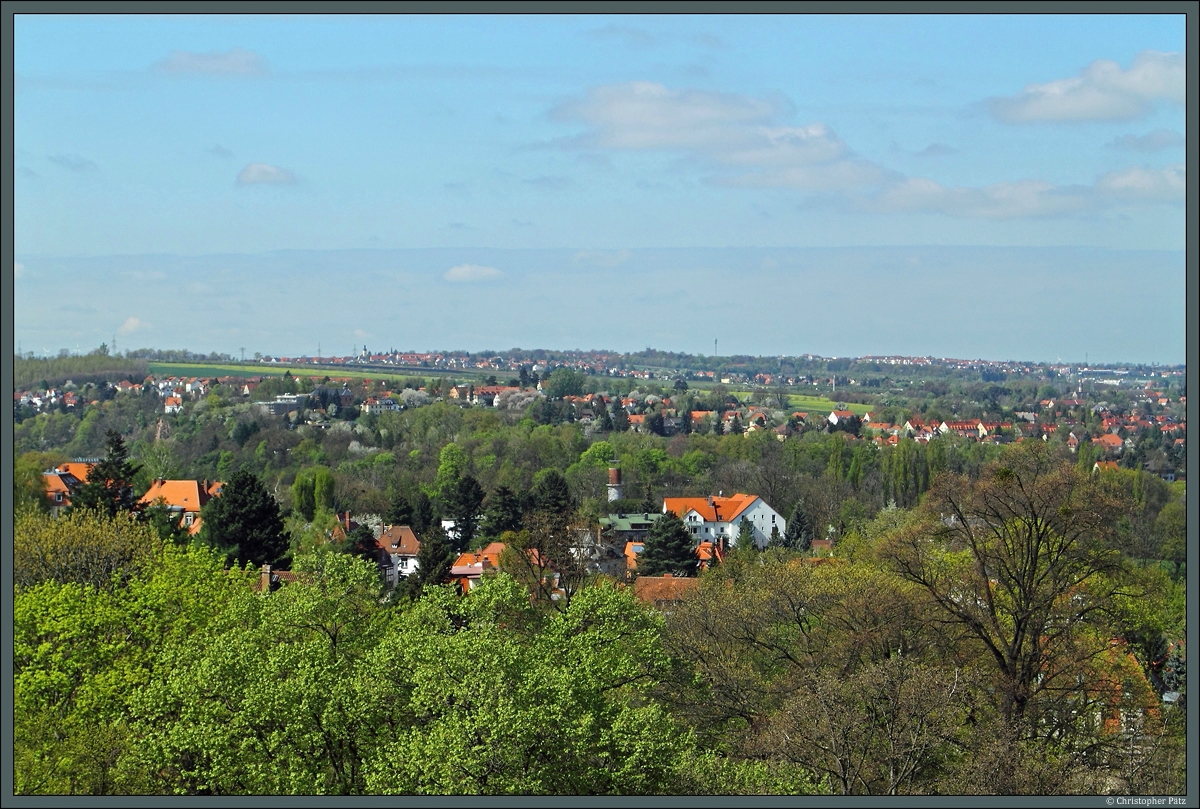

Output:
xmin=14 ymin=354 xmax=148 ymax=390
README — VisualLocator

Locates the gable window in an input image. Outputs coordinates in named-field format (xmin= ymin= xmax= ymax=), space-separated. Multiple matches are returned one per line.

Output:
xmin=184 ymin=514 xmax=194 ymax=526
xmin=55 ymin=493 xmax=64 ymax=502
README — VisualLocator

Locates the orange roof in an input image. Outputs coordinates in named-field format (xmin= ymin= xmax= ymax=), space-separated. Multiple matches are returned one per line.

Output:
xmin=624 ymin=539 xmax=645 ymax=571
xmin=663 ymin=493 xmax=757 ymax=522
xmin=139 ymin=479 xmax=224 ymax=534
xmin=57 ymin=462 xmax=93 ymax=481
xmin=1093 ymin=434 xmax=1124 ymax=448
xmin=633 ymin=575 xmax=698 ymax=606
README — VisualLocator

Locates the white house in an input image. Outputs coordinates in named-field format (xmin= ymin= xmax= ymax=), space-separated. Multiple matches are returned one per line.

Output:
xmin=375 ymin=525 xmax=421 ymax=586
xmin=662 ymin=493 xmax=785 ymax=550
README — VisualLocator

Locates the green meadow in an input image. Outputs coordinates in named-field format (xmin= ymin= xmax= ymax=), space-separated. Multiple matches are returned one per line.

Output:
xmin=146 ymin=362 xmax=475 ymax=385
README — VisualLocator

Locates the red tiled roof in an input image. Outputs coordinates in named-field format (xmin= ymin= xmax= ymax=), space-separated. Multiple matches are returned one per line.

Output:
xmin=663 ymin=493 xmax=758 ymax=523
xmin=633 ymin=575 xmax=698 ymax=606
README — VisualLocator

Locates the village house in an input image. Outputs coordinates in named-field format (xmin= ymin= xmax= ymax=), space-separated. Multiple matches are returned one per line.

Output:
xmin=374 ymin=525 xmax=421 ymax=587
xmin=662 ymin=493 xmax=785 ymax=550
xmin=42 ymin=462 xmax=94 ymax=515
xmin=139 ymin=478 xmax=225 ymax=534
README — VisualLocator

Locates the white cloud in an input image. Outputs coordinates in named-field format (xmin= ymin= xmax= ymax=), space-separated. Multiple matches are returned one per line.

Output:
xmin=236 ymin=163 xmax=296 ymax=185
xmin=118 ymin=316 xmax=147 ymax=335
xmin=554 ymin=81 xmax=779 ymax=151
xmin=990 ymin=50 xmax=1184 ymax=123
xmin=156 ymin=47 xmax=267 ymax=77
xmin=354 ymin=328 xmax=370 ymax=340
xmin=871 ymin=177 xmax=1091 ymax=219
xmin=555 ymin=82 xmax=883 ymax=192
xmin=444 ymin=264 xmax=504 ymax=282
xmin=870 ymin=162 xmax=1184 ymax=219
xmin=14 ymin=261 xmax=25 ymax=279
xmin=1107 ymin=129 xmax=1185 ymax=152
xmin=1095 ymin=164 xmax=1185 ymax=203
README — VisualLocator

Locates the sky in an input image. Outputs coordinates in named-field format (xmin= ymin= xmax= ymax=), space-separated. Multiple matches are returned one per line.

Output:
xmin=12 ymin=13 xmax=1188 ymax=363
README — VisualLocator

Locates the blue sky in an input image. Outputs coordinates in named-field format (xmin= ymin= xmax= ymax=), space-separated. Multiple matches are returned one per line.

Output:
xmin=13 ymin=14 xmax=1187 ymax=363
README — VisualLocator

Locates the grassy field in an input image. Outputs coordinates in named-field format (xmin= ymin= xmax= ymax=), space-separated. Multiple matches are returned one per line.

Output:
xmin=147 ymin=362 xmax=483 ymax=384
xmin=729 ymin=391 xmax=873 ymax=416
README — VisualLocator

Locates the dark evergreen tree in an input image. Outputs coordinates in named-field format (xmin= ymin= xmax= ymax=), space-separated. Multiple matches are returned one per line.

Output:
xmin=598 ymin=401 xmax=614 ymax=432
xmin=645 ymin=411 xmax=666 ymax=436
xmin=385 ymin=489 xmax=414 ymax=527
xmin=736 ymin=518 xmax=756 ymax=549
xmin=712 ymin=414 xmax=724 ymax=435
xmin=532 ymin=469 xmax=572 ymax=516
xmin=728 ymin=415 xmax=744 ymax=435
xmin=405 ymin=524 xmax=455 ymax=598
xmin=637 ymin=511 xmax=698 ymax=578
xmin=411 ymin=490 xmax=435 ymax=533
xmin=199 ymin=469 xmax=288 ymax=569
xmin=448 ymin=474 xmax=486 ymax=551
xmin=71 ymin=429 xmax=143 ymax=519
xmin=482 ymin=485 xmax=524 ymax=537
xmin=611 ymin=405 xmax=629 ymax=433
xmin=344 ymin=523 xmax=379 ymax=563
xmin=768 ymin=524 xmax=782 ymax=547
xmin=781 ymin=501 xmax=813 ymax=552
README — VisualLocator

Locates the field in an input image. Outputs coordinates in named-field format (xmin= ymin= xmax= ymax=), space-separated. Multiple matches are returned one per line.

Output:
xmin=146 ymin=362 xmax=487 ymax=384
xmin=729 ymin=391 xmax=873 ymax=416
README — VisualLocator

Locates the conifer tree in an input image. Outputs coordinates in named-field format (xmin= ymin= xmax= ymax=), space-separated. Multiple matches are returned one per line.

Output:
xmin=637 ymin=511 xmax=697 ymax=578
xmin=71 ymin=429 xmax=142 ymax=519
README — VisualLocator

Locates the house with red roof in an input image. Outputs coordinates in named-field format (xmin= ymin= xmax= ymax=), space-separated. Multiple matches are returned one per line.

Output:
xmin=375 ymin=525 xmax=421 ymax=586
xmin=42 ymin=462 xmax=94 ymax=514
xmin=662 ymin=492 xmax=784 ymax=550
xmin=632 ymin=574 xmax=698 ymax=611
xmin=139 ymin=478 xmax=224 ymax=534
xmin=449 ymin=541 xmax=508 ymax=592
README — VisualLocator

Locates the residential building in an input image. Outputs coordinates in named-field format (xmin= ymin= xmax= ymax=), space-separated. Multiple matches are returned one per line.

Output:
xmin=139 ymin=478 xmax=225 ymax=534
xmin=375 ymin=525 xmax=421 ymax=586
xmin=662 ymin=493 xmax=784 ymax=550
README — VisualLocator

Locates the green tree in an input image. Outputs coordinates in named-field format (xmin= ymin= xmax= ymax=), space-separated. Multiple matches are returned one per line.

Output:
xmin=543 ymin=367 xmax=586 ymax=399
xmin=888 ymin=442 xmax=1132 ymax=735
xmin=481 ymin=484 xmax=524 ymax=537
xmin=366 ymin=576 xmax=685 ymax=795
xmin=448 ymin=474 xmax=486 ymax=551
xmin=385 ymin=488 xmax=414 ymax=526
xmin=72 ymin=429 xmax=143 ymax=519
xmin=612 ymin=405 xmax=630 ymax=433
xmin=532 ymin=468 xmax=572 ymax=517
xmin=200 ymin=469 xmax=289 ymax=569
xmin=405 ymin=525 xmax=455 ymax=597
xmin=1155 ymin=498 xmax=1186 ymax=578
xmin=292 ymin=471 xmax=317 ymax=521
xmin=14 ymin=451 xmax=65 ymax=514
xmin=14 ymin=508 xmax=162 ymax=591
xmin=736 ymin=518 xmax=756 ymax=549
xmin=780 ymin=501 xmax=813 ymax=552
xmin=638 ymin=511 xmax=697 ymax=578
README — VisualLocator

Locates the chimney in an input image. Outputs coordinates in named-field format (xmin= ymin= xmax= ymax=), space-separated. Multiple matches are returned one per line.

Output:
xmin=261 ymin=564 xmax=272 ymax=593
xmin=662 ymin=573 xmax=673 ymax=578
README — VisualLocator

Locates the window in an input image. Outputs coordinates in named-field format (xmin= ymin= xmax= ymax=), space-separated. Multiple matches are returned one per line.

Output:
xmin=772 ymin=514 xmax=776 ymax=523
xmin=184 ymin=513 xmax=194 ymax=526
xmin=55 ymin=493 xmax=63 ymax=502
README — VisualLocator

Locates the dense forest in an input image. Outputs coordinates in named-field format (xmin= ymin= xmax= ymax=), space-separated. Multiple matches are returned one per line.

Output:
xmin=11 ymin=358 xmax=1188 ymax=796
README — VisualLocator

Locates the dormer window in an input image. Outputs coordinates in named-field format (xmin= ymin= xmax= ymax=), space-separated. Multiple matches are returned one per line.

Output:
xmin=184 ymin=514 xmax=194 ymax=526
